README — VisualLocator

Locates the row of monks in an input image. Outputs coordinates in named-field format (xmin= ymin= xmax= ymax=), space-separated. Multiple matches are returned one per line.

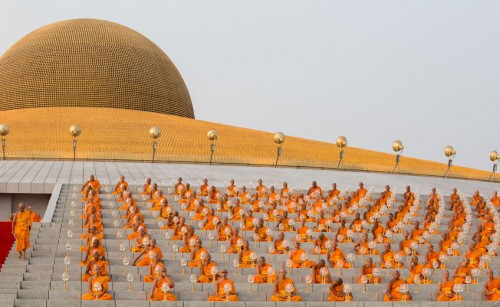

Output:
xmin=77 ymin=174 xmax=500 ymax=301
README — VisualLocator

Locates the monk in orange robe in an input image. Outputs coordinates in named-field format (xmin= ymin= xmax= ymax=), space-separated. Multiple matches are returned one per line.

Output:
xmin=148 ymin=267 xmax=176 ymax=301
xmin=81 ymin=239 xmax=106 ymax=266
xmin=358 ymin=257 xmax=381 ymax=284
xmin=133 ymin=239 xmax=163 ymax=266
xmin=327 ymin=241 xmax=351 ymax=268
xmin=437 ymin=270 xmax=461 ymax=301
xmin=82 ymin=265 xmax=112 ymax=300
xmin=270 ymin=232 xmax=289 ymax=254
xmin=256 ymin=179 xmax=268 ymax=198
xmin=113 ymin=175 xmax=128 ymax=195
xmin=208 ymin=269 xmax=239 ymax=301
xmin=270 ymin=269 xmax=302 ymax=301
xmin=12 ymin=203 xmax=32 ymax=259
xmin=27 ymin=206 xmax=41 ymax=222
xmin=484 ymin=269 xmax=500 ymax=301
xmin=407 ymin=256 xmax=426 ymax=284
xmin=254 ymin=256 xmax=277 ymax=284
xmin=144 ymin=254 xmax=164 ymax=282
xmin=198 ymin=254 xmax=219 ymax=283
xmin=188 ymin=240 xmax=209 ymax=268
xmin=200 ymin=178 xmax=210 ymax=196
xmin=81 ymin=175 xmax=101 ymax=194
xmin=328 ymin=278 xmax=351 ymax=301
xmin=310 ymin=259 xmax=332 ymax=284
xmin=254 ymin=219 xmax=273 ymax=242
xmin=83 ymin=251 xmax=110 ymax=281
xmin=289 ymin=241 xmax=314 ymax=268
xmin=453 ymin=259 xmax=473 ymax=284
xmin=384 ymin=270 xmax=411 ymax=301
xmin=238 ymin=241 xmax=256 ymax=268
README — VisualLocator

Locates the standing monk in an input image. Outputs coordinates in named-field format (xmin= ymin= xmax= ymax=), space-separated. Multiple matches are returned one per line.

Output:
xmin=12 ymin=203 xmax=32 ymax=259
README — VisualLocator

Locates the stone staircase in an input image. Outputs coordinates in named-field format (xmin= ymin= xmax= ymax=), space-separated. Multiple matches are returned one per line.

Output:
xmin=0 ymin=183 xmax=496 ymax=306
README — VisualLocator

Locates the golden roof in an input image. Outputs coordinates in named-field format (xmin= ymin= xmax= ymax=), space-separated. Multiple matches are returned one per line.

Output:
xmin=0 ymin=107 xmax=493 ymax=182
xmin=0 ymin=19 xmax=194 ymax=118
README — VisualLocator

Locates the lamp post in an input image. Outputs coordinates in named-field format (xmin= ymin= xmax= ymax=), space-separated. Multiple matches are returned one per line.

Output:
xmin=148 ymin=127 xmax=161 ymax=163
xmin=336 ymin=136 xmax=347 ymax=169
xmin=207 ymin=130 xmax=218 ymax=165
xmin=69 ymin=125 xmax=81 ymax=161
xmin=392 ymin=140 xmax=404 ymax=174
xmin=0 ymin=124 xmax=9 ymax=160
xmin=443 ymin=145 xmax=457 ymax=178
xmin=273 ymin=132 xmax=285 ymax=167
xmin=489 ymin=150 xmax=500 ymax=182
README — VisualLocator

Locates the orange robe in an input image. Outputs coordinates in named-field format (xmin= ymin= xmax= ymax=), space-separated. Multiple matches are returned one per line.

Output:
xmin=328 ymin=284 xmax=349 ymax=301
xmin=14 ymin=211 xmax=32 ymax=252
xmin=82 ymin=276 xmax=112 ymax=300
xmin=207 ymin=279 xmax=239 ymax=301
xmin=149 ymin=277 xmax=177 ymax=301
xmin=189 ymin=248 xmax=209 ymax=267
xmin=384 ymin=279 xmax=410 ymax=301
xmin=136 ymin=247 xmax=164 ymax=266
xmin=254 ymin=264 xmax=277 ymax=284
xmin=437 ymin=280 xmax=461 ymax=301
xmin=270 ymin=279 xmax=302 ymax=301
xmin=144 ymin=262 xmax=165 ymax=282
xmin=486 ymin=278 xmax=500 ymax=301
xmin=198 ymin=262 xmax=218 ymax=283
xmin=82 ymin=260 xmax=109 ymax=281
xmin=290 ymin=249 xmax=314 ymax=268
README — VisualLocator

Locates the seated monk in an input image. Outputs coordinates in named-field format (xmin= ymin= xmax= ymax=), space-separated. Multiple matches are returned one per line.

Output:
xmin=327 ymin=241 xmax=351 ymax=268
xmin=384 ymin=270 xmax=412 ymax=301
xmin=198 ymin=254 xmax=219 ymax=283
xmin=407 ymin=255 xmax=430 ymax=284
xmin=201 ymin=209 xmax=219 ymax=231
xmin=358 ymin=257 xmax=382 ymax=284
xmin=174 ymin=177 xmax=186 ymax=196
xmin=270 ymin=269 xmax=302 ymax=301
xmin=130 ymin=227 xmax=151 ymax=253
xmin=295 ymin=219 xmax=312 ymax=242
xmin=425 ymin=244 xmax=440 ymax=269
xmin=113 ymin=175 xmax=128 ymax=195
xmin=81 ymin=175 xmax=101 ymax=195
xmin=157 ymin=198 xmax=173 ymax=217
xmin=179 ymin=227 xmax=198 ymax=253
xmin=242 ymin=210 xmax=257 ymax=230
xmin=188 ymin=240 xmax=209 ymax=268
xmin=216 ymin=217 xmax=233 ymax=241
xmin=226 ymin=228 xmax=244 ymax=254
xmin=354 ymin=233 xmax=378 ymax=256
xmin=328 ymin=278 xmax=352 ymax=301
xmin=238 ymin=241 xmax=256 ymax=268
xmin=254 ymin=256 xmax=277 ymax=284
xmin=126 ymin=216 xmax=147 ymax=240
xmin=289 ymin=241 xmax=314 ymax=268
xmin=199 ymin=178 xmax=209 ymax=196
xmin=83 ymin=250 xmax=110 ymax=281
xmin=82 ymin=265 xmax=112 ymax=300
xmin=439 ymin=232 xmax=460 ymax=257
xmin=254 ymin=219 xmax=273 ymax=242
xmin=310 ymin=259 xmax=332 ymax=284
xmin=226 ymin=179 xmax=239 ymax=197
xmin=140 ymin=178 xmax=153 ymax=196
xmin=270 ymin=232 xmax=290 ymax=254
xmin=171 ymin=217 xmax=189 ymax=241
xmin=133 ymin=239 xmax=163 ymax=266
xmin=208 ymin=269 xmax=239 ymax=301
xmin=81 ymin=239 xmax=106 ymax=266
xmin=256 ymin=178 xmax=268 ymax=198
xmin=380 ymin=242 xmax=402 ymax=269
xmin=437 ymin=270 xmax=462 ymax=301
xmin=371 ymin=219 xmax=389 ymax=243
xmin=80 ymin=225 xmax=104 ymax=252
xmin=230 ymin=199 xmax=245 ymax=221
xmin=311 ymin=233 xmax=329 ymax=255
xmin=27 ymin=206 xmax=41 ymax=222
xmin=471 ymin=190 xmax=483 ymax=206
xmin=238 ymin=186 xmax=251 ymax=204
xmin=484 ymin=269 xmax=500 ymax=301
xmin=208 ymin=185 xmax=222 ymax=204
xmin=149 ymin=267 xmax=176 ymax=301
xmin=453 ymin=258 xmax=473 ymax=284
xmin=144 ymin=254 xmax=165 ymax=282
xmin=82 ymin=214 xmax=103 ymax=237
xmin=464 ymin=242 xmax=481 ymax=268
xmin=123 ymin=205 xmax=143 ymax=228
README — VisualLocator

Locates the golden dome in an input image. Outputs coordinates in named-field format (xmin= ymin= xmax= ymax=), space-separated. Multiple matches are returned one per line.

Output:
xmin=0 ymin=18 xmax=194 ymax=118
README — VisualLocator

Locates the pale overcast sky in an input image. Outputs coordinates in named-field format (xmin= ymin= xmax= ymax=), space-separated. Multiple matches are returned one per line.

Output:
xmin=0 ymin=1 xmax=498 ymax=172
